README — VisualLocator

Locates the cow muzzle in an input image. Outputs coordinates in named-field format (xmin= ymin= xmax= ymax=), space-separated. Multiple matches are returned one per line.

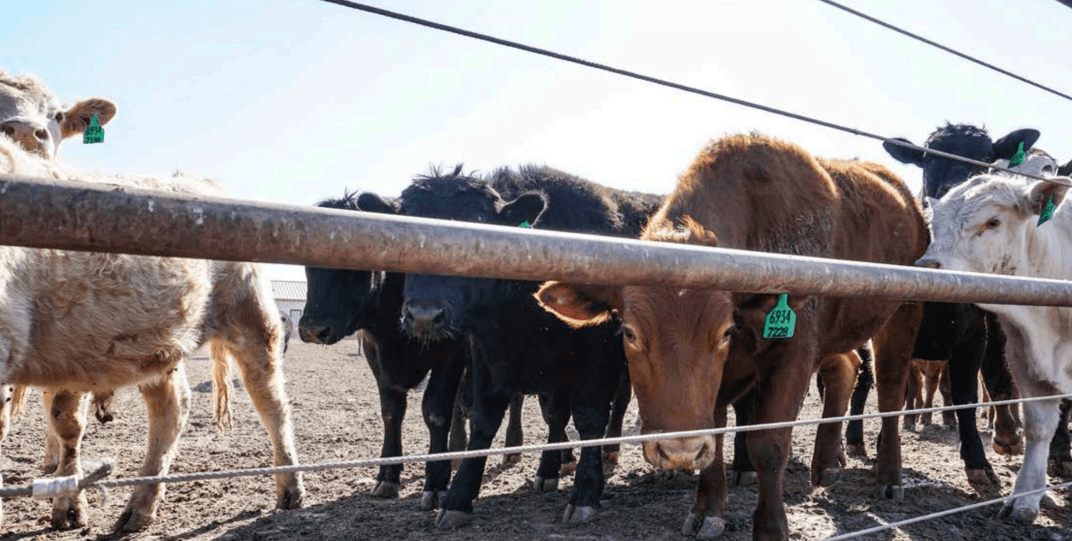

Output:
xmin=642 ymin=436 xmax=716 ymax=470
xmin=298 ymin=317 xmax=338 ymax=345
xmin=0 ymin=119 xmax=52 ymax=158
xmin=401 ymin=301 xmax=450 ymax=339
xmin=915 ymin=257 xmax=942 ymax=269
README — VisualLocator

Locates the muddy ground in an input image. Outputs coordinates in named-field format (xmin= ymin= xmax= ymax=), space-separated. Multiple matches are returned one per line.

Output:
xmin=2 ymin=339 xmax=1070 ymax=540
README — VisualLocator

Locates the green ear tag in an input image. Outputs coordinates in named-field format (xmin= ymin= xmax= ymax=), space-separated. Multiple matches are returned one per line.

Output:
xmin=1009 ymin=141 xmax=1026 ymax=167
xmin=519 ymin=220 xmax=531 ymax=228
xmin=1038 ymin=194 xmax=1055 ymax=226
xmin=763 ymin=294 xmax=796 ymax=339
xmin=83 ymin=115 xmax=104 ymax=144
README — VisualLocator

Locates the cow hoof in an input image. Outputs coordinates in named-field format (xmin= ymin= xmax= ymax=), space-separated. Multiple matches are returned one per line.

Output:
xmin=814 ymin=467 xmax=842 ymax=487
xmin=560 ymin=461 xmax=578 ymax=476
xmin=41 ymin=462 xmax=59 ymax=475
xmin=421 ymin=490 xmax=448 ymax=511
xmin=603 ymin=450 xmax=619 ymax=465
xmin=533 ymin=476 xmax=559 ymax=492
xmin=729 ymin=470 xmax=757 ymax=487
xmin=563 ymin=504 xmax=596 ymax=524
xmin=846 ymin=443 xmax=868 ymax=458
xmin=435 ymin=509 xmax=474 ymax=529
xmin=872 ymin=484 xmax=904 ymax=499
xmin=278 ymin=483 xmax=305 ymax=509
xmin=114 ymin=508 xmax=154 ymax=533
xmin=503 ymin=453 xmax=522 ymax=466
xmin=997 ymin=502 xmax=1038 ymax=523
xmin=966 ymin=467 xmax=1000 ymax=486
xmin=50 ymin=505 xmax=86 ymax=530
xmin=682 ymin=513 xmax=726 ymax=539
xmin=371 ymin=480 xmax=400 ymax=499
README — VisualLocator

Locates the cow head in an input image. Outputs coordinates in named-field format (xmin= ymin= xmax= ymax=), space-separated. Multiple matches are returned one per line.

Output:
xmin=299 ymin=192 xmax=398 ymax=345
xmin=398 ymin=165 xmax=546 ymax=342
xmin=0 ymin=71 xmax=116 ymax=160
xmin=917 ymin=174 xmax=1069 ymax=278
xmin=883 ymin=124 xmax=1040 ymax=200
xmin=537 ymin=218 xmax=740 ymax=471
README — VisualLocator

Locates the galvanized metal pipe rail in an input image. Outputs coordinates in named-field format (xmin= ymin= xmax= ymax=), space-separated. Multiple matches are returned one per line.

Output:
xmin=2 ymin=173 xmax=1072 ymax=306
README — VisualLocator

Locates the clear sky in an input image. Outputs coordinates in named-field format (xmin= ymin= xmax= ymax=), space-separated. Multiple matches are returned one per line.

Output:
xmin=6 ymin=0 xmax=1072 ymax=282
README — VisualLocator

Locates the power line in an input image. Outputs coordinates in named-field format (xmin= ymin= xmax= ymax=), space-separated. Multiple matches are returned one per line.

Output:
xmin=316 ymin=0 xmax=1072 ymax=187
xmin=816 ymin=0 xmax=1072 ymax=104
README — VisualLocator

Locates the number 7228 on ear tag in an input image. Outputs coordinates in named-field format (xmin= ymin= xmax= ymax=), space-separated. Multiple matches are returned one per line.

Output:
xmin=763 ymin=294 xmax=796 ymax=339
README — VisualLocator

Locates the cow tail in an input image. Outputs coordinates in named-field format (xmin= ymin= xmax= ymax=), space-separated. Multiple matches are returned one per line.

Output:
xmin=210 ymin=341 xmax=235 ymax=432
xmin=8 ymin=385 xmax=29 ymax=419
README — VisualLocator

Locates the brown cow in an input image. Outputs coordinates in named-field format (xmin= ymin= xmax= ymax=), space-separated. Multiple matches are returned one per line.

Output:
xmin=538 ymin=134 xmax=926 ymax=540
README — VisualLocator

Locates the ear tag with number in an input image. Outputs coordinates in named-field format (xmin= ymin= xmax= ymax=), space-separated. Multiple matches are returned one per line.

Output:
xmin=763 ymin=294 xmax=796 ymax=339
xmin=519 ymin=220 xmax=531 ymax=228
xmin=1038 ymin=194 xmax=1055 ymax=227
xmin=1009 ymin=141 xmax=1026 ymax=167
xmin=83 ymin=115 xmax=104 ymax=144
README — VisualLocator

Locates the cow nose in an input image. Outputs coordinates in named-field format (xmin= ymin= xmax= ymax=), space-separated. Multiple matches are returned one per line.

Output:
xmin=643 ymin=437 xmax=714 ymax=470
xmin=402 ymin=302 xmax=448 ymax=335
xmin=297 ymin=319 xmax=331 ymax=345
xmin=0 ymin=120 xmax=49 ymax=152
xmin=915 ymin=257 xmax=941 ymax=269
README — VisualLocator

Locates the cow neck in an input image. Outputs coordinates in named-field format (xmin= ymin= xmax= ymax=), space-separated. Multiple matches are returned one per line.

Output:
xmin=365 ymin=270 xmax=402 ymax=332
xmin=1023 ymin=206 xmax=1072 ymax=281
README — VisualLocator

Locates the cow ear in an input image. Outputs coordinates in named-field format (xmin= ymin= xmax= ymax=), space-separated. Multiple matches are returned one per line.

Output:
xmin=993 ymin=129 xmax=1041 ymax=159
xmin=60 ymin=98 xmax=117 ymax=139
xmin=356 ymin=192 xmax=399 ymax=214
xmin=500 ymin=192 xmax=546 ymax=227
xmin=1022 ymin=180 xmax=1069 ymax=216
xmin=882 ymin=138 xmax=925 ymax=166
xmin=536 ymin=281 xmax=622 ymax=328
xmin=1057 ymin=159 xmax=1072 ymax=178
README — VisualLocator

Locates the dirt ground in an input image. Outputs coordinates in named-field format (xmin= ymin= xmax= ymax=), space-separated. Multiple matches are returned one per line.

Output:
xmin=2 ymin=339 xmax=1070 ymax=541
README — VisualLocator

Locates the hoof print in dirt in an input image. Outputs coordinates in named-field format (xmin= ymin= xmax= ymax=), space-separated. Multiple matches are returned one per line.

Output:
xmin=729 ymin=470 xmax=757 ymax=487
xmin=562 ymin=504 xmax=596 ymax=524
xmin=533 ymin=476 xmax=559 ymax=492
xmin=420 ymin=490 xmax=448 ymax=511
xmin=435 ymin=509 xmax=474 ymax=529
xmin=872 ymin=484 xmax=904 ymax=500
xmin=371 ymin=481 xmax=400 ymax=499
xmin=682 ymin=513 xmax=725 ymax=539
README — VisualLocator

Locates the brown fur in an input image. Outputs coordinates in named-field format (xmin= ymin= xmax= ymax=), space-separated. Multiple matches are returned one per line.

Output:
xmin=538 ymin=134 xmax=927 ymax=540
xmin=0 ymin=135 xmax=303 ymax=531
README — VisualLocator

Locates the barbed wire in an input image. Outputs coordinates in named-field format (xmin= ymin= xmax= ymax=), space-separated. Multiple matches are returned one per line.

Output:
xmin=816 ymin=0 xmax=1072 ymax=105
xmin=316 ymin=0 xmax=1072 ymax=188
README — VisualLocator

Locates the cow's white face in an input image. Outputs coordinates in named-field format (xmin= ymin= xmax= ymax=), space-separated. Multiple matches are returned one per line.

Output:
xmin=0 ymin=72 xmax=116 ymax=160
xmin=919 ymin=174 xmax=1069 ymax=277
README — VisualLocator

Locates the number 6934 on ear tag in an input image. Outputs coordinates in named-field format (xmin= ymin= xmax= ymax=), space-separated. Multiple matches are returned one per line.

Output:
xmin=763 ymin=294 xmax=796 ymax=339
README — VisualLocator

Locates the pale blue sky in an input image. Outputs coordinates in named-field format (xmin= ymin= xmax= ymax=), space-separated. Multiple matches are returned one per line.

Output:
xmin=6 ymin=1 xmax=1072 ymax=281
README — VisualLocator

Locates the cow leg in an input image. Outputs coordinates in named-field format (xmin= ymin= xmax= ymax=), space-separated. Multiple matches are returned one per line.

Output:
xmin=920 ymin=362 xmax=941 ymax=427
xmin=364 ymin=336 xmax=407 ymax=499
xmin=41 ymin=389 xmax=61 ymax=474
xmin=420 ymin=352 xmax=465 ymax=510
xmin=45 ymin=389 xmax=88 ymax=530
xmin=946 ymin=322 xmax=999 ymax=486
xmin=448 ymin=369 xmax=472 ymax=457
xmin=602 ymin=368 xmax=632 ymax=466
xmin=981 ymin=312 xmax=1022 ymax=455
xmin=115 ymin=366 xmax=190 ymax=532
xmin=729 ymin=390 xmax=757 ymax=486
xmin=845 ymin=343 xmax=873 ymax=458
xmin=811 ymin=352 xmax=857 ymax=487
xmin=562 ymin=382 xmax=613 ymax=524
xmin=903 ymin=362 xmax=922 ymax=430
xmin=683 ymin=406 xmax=728 ymax=539
xmin=1048 ymin=399 xmax=1072 ymax=476
xmin=535 ymin=389 xmax=570 ymax=491
xmin=436 ymin=368 xmax=512 ymax=529
xmin=999 ymin=393 xmax=1060 ymax=522
xmin=872 ymin=302 xmax=920 ymax=500
xmin=504 ymin=394 xmax=525 ymax=465
xmin=937 ymin=364 xmax=957 ymax=428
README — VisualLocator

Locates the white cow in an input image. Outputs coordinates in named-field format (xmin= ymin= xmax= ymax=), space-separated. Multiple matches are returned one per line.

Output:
xmin=0 ymin=71 xmax=115 ymax=160
xmin=918 ymin=171 xmax=1071 ymax=523
xmin=0 ymin=135 xmax=305 ymax=531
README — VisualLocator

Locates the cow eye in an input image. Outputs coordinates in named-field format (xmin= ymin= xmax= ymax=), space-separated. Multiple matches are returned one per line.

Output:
xmin=53 ymin=111 xmax=64 ymax=122
xmin=622 ymin=326 xmax=636 ymax=342
xmin=986 ymin=217 xmax=1001 ymax=229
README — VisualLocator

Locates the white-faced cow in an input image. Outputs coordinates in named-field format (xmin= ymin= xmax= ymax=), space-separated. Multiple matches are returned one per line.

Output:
xmin=0 ymin=135 xmax=304 ymax=532
xmin=539 ymin=134 xmax=927 ymax=540
xmin=918 ymin=172 xmax=1072 ymax=523
xmin=0 ymin=71 xmax=115 ymax=160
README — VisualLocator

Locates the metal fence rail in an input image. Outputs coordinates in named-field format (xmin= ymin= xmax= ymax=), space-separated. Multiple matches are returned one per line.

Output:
xmin=3 ymin=174 xmax=1072 ymax=306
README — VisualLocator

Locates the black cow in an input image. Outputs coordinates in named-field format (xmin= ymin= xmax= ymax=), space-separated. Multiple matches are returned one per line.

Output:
xmin=883 ymin=123 xmax=1067 ymax=483
xmin=298 ymin=192 xmax=527 ymax=510
xmin=384 ymin=164 xmax=661 ymax=528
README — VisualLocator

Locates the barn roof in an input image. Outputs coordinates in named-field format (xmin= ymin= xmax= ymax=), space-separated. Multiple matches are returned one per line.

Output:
xmin=271 ymin=280 xmax=307 ymax=301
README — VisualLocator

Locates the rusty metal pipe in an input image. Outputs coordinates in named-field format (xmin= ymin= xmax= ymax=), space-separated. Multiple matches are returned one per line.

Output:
xmin=1 ymin=173 xmax=1071 ymax=306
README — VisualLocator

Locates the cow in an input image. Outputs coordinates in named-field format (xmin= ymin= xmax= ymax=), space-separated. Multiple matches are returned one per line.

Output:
xmin=882 ymin=123 xmax=1047 ymax=483
xmin=386 ymin=164 xmax=660 ymax=528
xmin=538 ymin=134 xmax=927 ymax=541
xmin=0 ymin=71 xmax=115 ymax=160
xmin=883 ymin=124 xmax=1072 ymax=477
xmin=917 ymin=171 xmax=1072 ymax=523
xmin=0 ymin=135 xmax=305 ymax=531
xmin=280 ymin=312 xmax=293 ymax=353
xmin=297 ymin=191 xmax=530 ymax=510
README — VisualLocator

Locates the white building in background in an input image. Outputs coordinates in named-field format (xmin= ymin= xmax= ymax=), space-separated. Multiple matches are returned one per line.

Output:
xmin=271 ymin=280 xmax=307 ymax=324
